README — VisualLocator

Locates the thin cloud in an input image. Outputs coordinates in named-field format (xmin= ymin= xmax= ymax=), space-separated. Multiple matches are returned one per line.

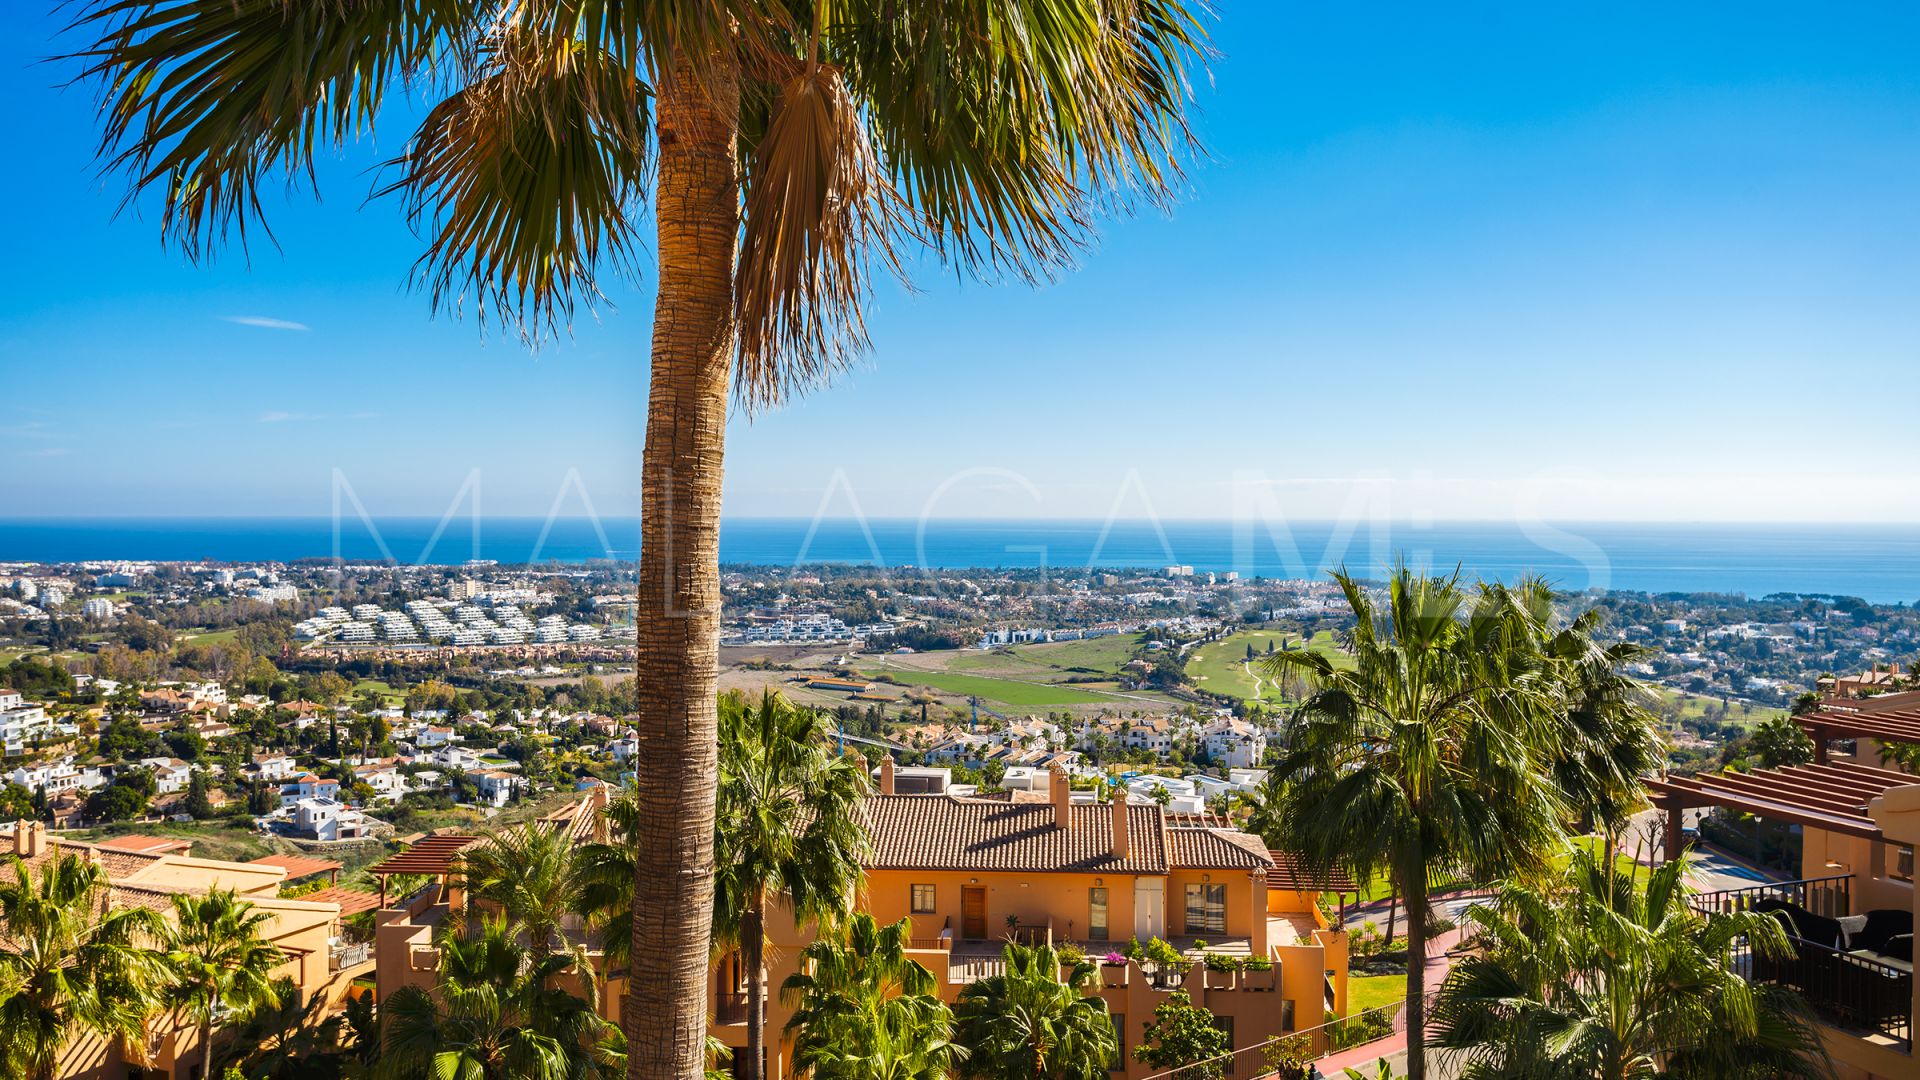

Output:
xmin=223 ymin=315 xmax=310 ymax=331
xmin=21 ymin=447 xmax=69 ymax=457
xmin=0 ymin=420 xmax=55 ymax=439
xmin=259 ymin=410 xmax=377 ymax=423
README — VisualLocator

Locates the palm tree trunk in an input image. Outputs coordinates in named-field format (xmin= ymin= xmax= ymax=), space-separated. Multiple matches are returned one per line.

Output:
xmin=1401 ymin=884 xmax=1428 ymax=1080
xmin=627 ymin=48 xmax=740 ymax=1080
xmin=1382 ymin=884 xmax=1397 ymax=950
xmin=745 ymin=890 xmax=767 ymax=1080
xmin=200 ymin=1019 xmax=214 ymax=1080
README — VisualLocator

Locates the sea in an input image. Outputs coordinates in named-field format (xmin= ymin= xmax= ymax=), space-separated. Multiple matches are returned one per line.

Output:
xmin=1 ymin=517 xmax=1916 ymax=603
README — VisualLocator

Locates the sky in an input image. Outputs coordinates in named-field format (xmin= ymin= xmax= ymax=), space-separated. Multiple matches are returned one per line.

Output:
xmin=2 ymin=2 xmax=1917 ymax=524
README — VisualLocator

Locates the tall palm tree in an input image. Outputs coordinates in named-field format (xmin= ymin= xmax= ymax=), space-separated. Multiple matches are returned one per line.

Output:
xmin=574 ymin=783 xmax=645 ymax=976
xmin=0 ymin=850 xmax=167 ymax=1080
xmin=460 ymin=818 xmax=600 ymax=1004
xmin=781 ymin=913 xmax=958 ymax=1080
xmin=214 ymin=976 xmax=346 ymax=1080
xmin=70 ymin=7 xmax=1207 ymax=1075
xmin=1430 ymin=849 xmax=1830 ymax=1079
xmin=714 ymin=690 xmax=870 ymax=1080
xmin=1250 ymin=569 xmax=1569 ymax=1080
xmin=1539 ymin=601 xmax=1665 ymax=858
xmin=379 ymin=918 xmax=625 ymax=1080
xmin=953 ymin=941 xmax=1116 ymax=1080
xmin=163 ymin=889 xmax=286 ymax=1080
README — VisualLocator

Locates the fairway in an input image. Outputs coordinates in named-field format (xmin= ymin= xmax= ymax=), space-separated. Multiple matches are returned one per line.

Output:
xmin=1346 ymin=973 xmax=1407 ymax=1017
xmin=864 ymin=669 xmax=1118 ymax=706
xmin=1185 ymin=629 xmax=1348 ymax=702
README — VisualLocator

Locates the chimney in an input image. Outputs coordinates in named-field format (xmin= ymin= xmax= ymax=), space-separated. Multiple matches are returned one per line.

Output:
xmin=1050 ymin=764 xmax=1071 ymax=829
xmin=14 ymin=821 xmax=46 ymax=858
xmin=878 ymin=755 xmax=896 ymax=796
xmin=1111 ymin=788 xmax=1130 ymax=860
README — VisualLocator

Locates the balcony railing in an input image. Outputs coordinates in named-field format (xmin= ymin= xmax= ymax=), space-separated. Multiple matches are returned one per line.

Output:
xmin=1692 ymin=875 xmax=1909 ymax=1049
xmin=1692 ymin=874 xmax=1851 ymax=919
xmin=715 ymin=992 xmax=752 ymax=1026
xmin=1745 ymin=933 xmax=1911 ymax=1047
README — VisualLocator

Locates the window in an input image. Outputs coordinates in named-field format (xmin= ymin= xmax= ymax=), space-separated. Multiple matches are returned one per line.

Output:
xmin=1109 ymin=1013 xmax=1126 ymax=1071
xmin=1215 ymin=1015 xmax=1236 ymax=1075
xmin=1089 ymin=887 xmax=1110 ymax=941
xmin=1185 ymin=882 xmax=1227 ymax=935
xmin=911 ymin=884 xmax=937 ymax=914
xmin=1279 ymin=999 xmax=1296 ymax=1032
xmin=1897 ymin=846 xmax=1915 ymax=883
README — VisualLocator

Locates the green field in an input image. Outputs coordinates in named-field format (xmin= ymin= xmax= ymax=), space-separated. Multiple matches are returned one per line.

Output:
xmin=181 ymin=628 xmax=240 ymax=646
xmin=943 ymin=633 xmax=1145 ymax=683
xmin=1346 ymin=973 xmax=1407 ymax=1017
xmin=864 ymin=669 xmax=1119 ymax=706
xmin=353 ymin=679 xmax=406 ymax=705
xmin=1650 ymin=685 xmax=1777 ymax=730
xmin=1184 ymin=629 xmax=1349 ymax=702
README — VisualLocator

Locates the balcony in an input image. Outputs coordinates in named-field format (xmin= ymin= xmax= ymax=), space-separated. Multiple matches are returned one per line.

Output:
xmin=1694 ymin=875 xmax=1911 ymax=1049
xmin=715 ymin=991 xmax=753 ymax=1026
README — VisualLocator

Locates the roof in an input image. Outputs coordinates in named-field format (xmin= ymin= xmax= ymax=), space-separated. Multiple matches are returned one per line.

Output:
xmin=1799 ymin=691 xmax=1920 ymax=744
xmin=94 ymin=834 xmax=193 ymax=856
xmin=1650 ymin=761 xmax=1919 ymax=842
xmin=300 ymin=886 xmax=382 ymax=916
xmin=864 ymin=794 xmax=1175 ymax=875
xmin=248 ymin=854 xmax=342 ymax=880
xmin=367 ymin=833 xmax=480 ymax=876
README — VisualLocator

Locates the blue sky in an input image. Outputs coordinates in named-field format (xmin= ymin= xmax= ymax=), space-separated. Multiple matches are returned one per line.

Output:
xmin=2 ymin=2 xmax=1917 ymax=522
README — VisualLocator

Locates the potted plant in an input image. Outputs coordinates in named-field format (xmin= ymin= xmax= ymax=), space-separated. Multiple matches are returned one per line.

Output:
xmin=1145 ymin=936 xmax=1187 ymax=988
xmin=1101 ymin=951 xmax=1129 ymax=987
xmin=1203 ymin=951 xmax=1240 ymax=988
xmin=1242 ymin=953 xmax=1275 ymax=990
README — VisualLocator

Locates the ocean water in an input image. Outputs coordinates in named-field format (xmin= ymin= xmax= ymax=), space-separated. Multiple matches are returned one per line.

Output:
xmin=1 ymin=517 xmax=1916 ymax=602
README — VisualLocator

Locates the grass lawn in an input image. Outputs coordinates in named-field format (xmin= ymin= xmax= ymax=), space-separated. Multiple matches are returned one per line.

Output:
xmin=864 ymin=669 xmax=1118 ymax=706
xmin=181 ymin=628 xmax=240 ymax=646
xmin=1346 ymin=973 xmax=1408 ymax=1017
xmin=1185 ymin=629 xmax=1349 ymax=702
xmin=352 ymin=679 xmax=406 ymax=705
xmin=1008 ymin=634 xmax=1145 ymax=675
xmin=1650 ymin=685 xmax=1777 ymax=731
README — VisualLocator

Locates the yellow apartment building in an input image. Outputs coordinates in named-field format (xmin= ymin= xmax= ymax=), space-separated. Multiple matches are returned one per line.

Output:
xmin=2 ymin=821 xmax=363 ymax=1080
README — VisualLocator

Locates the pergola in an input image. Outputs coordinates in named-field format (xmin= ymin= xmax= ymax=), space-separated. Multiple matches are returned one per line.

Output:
xmin=1798 ymin=691 xmax=1920 ymax=763
xmin=1647 ymin=762 xmax=1917 ymax=856
xmin=366 ymin=833 xmax=480 ymax=909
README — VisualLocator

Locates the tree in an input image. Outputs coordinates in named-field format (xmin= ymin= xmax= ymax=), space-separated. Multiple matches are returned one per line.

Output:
xmin=954 ymin=941 xmax=1116 ymax=1080
xmin=1430 ymin=849 xmax=1829 ymax=1079
xmin=1133 ymin=991 xmax=1228 ymax=1080
xmin=185 ymin=769 xmax=216 ymax=819
xmin=0 ymin=851 xmax=167 ymax=1080
xmin=458 ymin=821 xmax=591 ymax=985
xmin=72 ymin=8 xmax=1207 ymax=1079
xmin=85 ymin=780 xmax=149 ymax=823
xmin=714 ymin=691 xmax=870 ymax=1080
xmin=1250 ymin=570 xmax=1572 ymax=1080
xmin=214 ymin=977 xmax=347 ymax=1080
xmin=380 ymin=918 xmax=625 ymax=1080
xmin=163 ymin=889 xmax=287 ymax=1080
xmin=782 ymin=914 xmax=958 ymax=1080
xmin=1749 ymin=714 xmax=1815 ymax=769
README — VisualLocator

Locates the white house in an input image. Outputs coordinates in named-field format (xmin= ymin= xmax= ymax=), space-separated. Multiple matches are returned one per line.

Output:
xmin=609 ymin=733 xmax=640 ymax=762
xmin=353 ymin=763 xmax=409 ymax=802
xmin=140 ymin=757 xmax=195 ymax=795
xmin=292 ymin=797 xmax=372 ymax=841
xmin=414 ymin=726 xmax=459 ymax=748
xmin=280 ymin=774 xmax=342 ymax=807
xmin=247 ymin=753 xmax=299 ymax=783
xmin=467 ymin=769 xmax=520 ymax=807
xmin=1202 ymin=717 xmax=1267 ymax=770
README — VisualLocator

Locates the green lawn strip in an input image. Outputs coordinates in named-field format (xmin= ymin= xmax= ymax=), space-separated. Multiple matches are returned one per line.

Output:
xmin=1345 ymin=973 xmax=1408 ymax=1017
xmin=862 ymin=669 xmax=1118 ymax=706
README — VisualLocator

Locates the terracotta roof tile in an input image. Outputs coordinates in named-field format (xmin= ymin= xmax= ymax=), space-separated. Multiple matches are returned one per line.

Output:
xmin=862 ymin=794 xmax=1169 ymax=874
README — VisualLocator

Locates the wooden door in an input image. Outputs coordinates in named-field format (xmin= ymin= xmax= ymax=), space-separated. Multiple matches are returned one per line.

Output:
xmin=962 ymin=886 xmax=987 ymax=939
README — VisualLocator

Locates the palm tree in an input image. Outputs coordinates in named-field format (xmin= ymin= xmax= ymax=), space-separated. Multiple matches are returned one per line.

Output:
xmin=1430 ymin=849 xmax=1830 ymax=1079
xmin=71 ymin=8 xmax=1207 ymax=1075
xmin=1539 ymin=602 xmax=1665 ymax=858
xmin=0 ymin=850 xmax=167 ymax=1080
xmin=163 ymin=889 xmax=286 ymax=1080
xmin=459 ymin=819 xmax=596 ymax=999
xmin=714 ymin=691 xmax=870 ymax=1080
xmin=1250 ymin=569 xmax=1570 ymax=1080
xmin=574 ymin=783 xmax=645 ymax=976
xmin=781 ymin=913 xmax=958 ymax=1080
xmin=214 ymin=976 xmax=346 ymax=1080
xmin=953 ymin=941 xmax=1116 ymax=1080
xmin=379 ymin=918 xmax=625 ymax=1080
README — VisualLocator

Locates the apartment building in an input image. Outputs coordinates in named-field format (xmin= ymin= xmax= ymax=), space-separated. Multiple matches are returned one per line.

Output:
xmin=2 ymin=821 xmax=363 ymax=1080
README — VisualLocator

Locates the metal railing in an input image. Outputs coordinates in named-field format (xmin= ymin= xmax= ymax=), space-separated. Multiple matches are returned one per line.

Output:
xmin=1691 ymin=874 xmax=1852 ymax=919
xmin=714 ymin=992 xmax=752 ymax=1026
xmin=1743 ymin=933 xmax=1911 ymax=1047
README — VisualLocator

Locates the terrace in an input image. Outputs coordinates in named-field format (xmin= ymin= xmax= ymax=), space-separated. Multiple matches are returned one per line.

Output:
xmin=1650 ymin=760 xmax=1918 ymax=1053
